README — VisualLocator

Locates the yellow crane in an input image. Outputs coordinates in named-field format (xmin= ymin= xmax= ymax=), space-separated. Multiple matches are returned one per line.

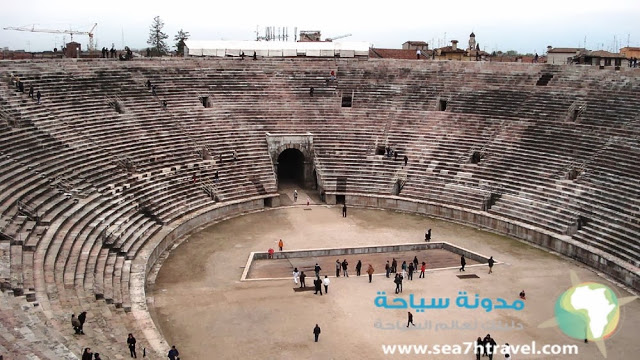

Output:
xmin=3 ymin=23 xmax=98 ymax=51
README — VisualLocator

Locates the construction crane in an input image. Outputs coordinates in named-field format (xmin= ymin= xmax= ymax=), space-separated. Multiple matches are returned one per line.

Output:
xmin=325 ymin=33 xmax=352 ymax=42
xmin=3 ymin=23 xmax=98 ymax=51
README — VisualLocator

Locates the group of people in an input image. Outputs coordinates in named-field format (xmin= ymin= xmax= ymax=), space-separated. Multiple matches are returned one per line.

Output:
xmin=385 ymin=256 xmax=428 ymax=293
xmin=71 ymin=312 xmax=87 ymax=334
xmin=72 ymin=312 xmax=181 ymax=359
xmin=382 ymin=146 xmax=409 ymax=166
xmin=100 ymin=46 xmax=117 ymax=58
xmin=81 ymin=347 xmax=101 ymax=360
xmin=293 ymin=259 xmax=376 ymax=295
xmin=12 ymin=75 xmax=42 ymax=104
xmin=474 ymin=334 xmax=505 ymax=360
xmin=459 ymin=254 xmax=495 ymax=274
xmin=629 ymin=57 xmax=639 ymax=68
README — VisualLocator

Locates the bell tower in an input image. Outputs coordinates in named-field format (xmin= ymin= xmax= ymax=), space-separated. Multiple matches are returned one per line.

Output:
xmin=468 ymin=32 xmax=476 ymax=50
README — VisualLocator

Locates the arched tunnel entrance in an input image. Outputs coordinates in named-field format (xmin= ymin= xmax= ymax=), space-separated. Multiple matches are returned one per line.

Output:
xmin=277 ymin=148 xmax=305 ymax=187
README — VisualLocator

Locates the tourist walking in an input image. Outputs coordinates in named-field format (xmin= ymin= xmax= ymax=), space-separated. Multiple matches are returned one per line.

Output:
xmin=385 ymin=261 xmax=391 ymax=278
xmin=342 ymin=259 xmax=349 ymax=277
xmin=355 ymin=260 xmax=362 ymax=276
xmin=71 ymin=314 xmax=82 ymax=334
xmin=367 ymin=264 xmax=374 ymax=283
xmin=408 ymin=263 xmax=414 ymax=280
xmin=323 ymin=275 xmax=330 ymax=293
xmin=313 ymin=324 xmax=321 ymax=342
xmin=460 ymin=255 xmax=466 ymax=272
xmin=488 ymin=256 xmax=494 ymax=274
xmin=82 ymin=348 xmax=93 ymax=360
xmin=335 ymin=259 xmax=341 ymax=277
xmin=419 ymin=262 xmax=426 ymax=278
xmin=77 ymin=311 xmax=87 ymax=334
xmin=127 ymin=333 xmax=137 ymax=358
xmin=407 ymin=311 xmax=415 ymax=327
xmin=300 ymin=271 xmax=307 ymax=288
xmin=342 ymin=204 xmax=347 ymax=217
xmin=394 ymin=274 xmax=401 ymax=294
xmin=314 ymin=263 xmax=321 ymax=277
xmin=278 ymin=239 xmax=284 ymax=251
xmin=413 ymin=256 xmax=419 ymax=269
xmin=391 ymin=258 xmax=397 ymax=273
xmin=475 ymin=336 xmax=484 ymax=360
xmin=314 ymin=277 xmax=323 ymax=295
xmin=293 ymin=268 xmax=300 ymax=285
xmin=167 ymin=345 xmax=179 ymax=360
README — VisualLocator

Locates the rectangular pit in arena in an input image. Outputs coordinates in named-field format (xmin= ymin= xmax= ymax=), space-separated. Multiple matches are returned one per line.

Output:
xmin=241 ymin=242 xmax=495 ymax=281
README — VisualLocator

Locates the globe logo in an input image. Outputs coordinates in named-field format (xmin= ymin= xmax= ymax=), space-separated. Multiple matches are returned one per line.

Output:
xmin=554 ymin=282 xmax=619 ymax=341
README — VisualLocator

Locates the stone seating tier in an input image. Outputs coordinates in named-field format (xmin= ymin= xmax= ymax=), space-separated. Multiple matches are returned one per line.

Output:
xmin=0 ymin=58 xmax=638 ymax=358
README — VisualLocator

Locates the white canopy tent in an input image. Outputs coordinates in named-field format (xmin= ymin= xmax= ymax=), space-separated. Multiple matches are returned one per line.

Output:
xmin=184 ymin=40 xmax=370 ymax=58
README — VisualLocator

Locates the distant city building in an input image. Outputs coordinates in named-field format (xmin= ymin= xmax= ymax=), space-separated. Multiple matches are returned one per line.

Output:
xmin=298 ymin=31 xmax=322 ymax=42
xmin=573 ymin=50 xmax=628 ymax=67
xmin=402 ymin=41 xmax=429 ymax=51
xmin=436 ymin=40 xmax=466 ymax=60
xmin=370 ymin=48 xmax=434 ymax=59
xmin=620 ymin=47 xmax=640 ymax=59
xmin=546 ymin=46 xmax=585 ymax=64
xmin=65 ymin=42 xmax=82 ymax=59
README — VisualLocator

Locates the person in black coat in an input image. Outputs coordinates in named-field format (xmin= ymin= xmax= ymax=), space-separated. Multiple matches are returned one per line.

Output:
xmin=475 ymin=336 xmax=483 ymax=360
xmin=355 ymin=260 xmax=362 ymax=276
xmin=314 ymin=277 xmax=323 ymax=295
xmin=78 ymin=311 xmax=87 ymax=334
xmin=407 ymin=311 xmax=415 ymax=327
xmin=127 ymin=333 xmax=137 ymax=358
xmin=460 ymin=255 xmax=466 ymax=272
xmin=81 ymin=348 xmax=92 ymax=360
xmin=299 ymin=271 xmax=306 ymax=288
xmin=313 ymin=324 xmax=321 ymax=342
xmin=168 ymin=346 xmax=179 ymax=360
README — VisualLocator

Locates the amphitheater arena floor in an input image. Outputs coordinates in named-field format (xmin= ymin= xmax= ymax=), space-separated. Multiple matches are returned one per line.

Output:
xmin=149 ymin=199 xmax=640 ymax=360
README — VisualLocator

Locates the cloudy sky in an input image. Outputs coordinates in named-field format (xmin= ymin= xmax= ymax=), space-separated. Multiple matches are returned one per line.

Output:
xmin=1 ymin=0 xmax=638 ymax=53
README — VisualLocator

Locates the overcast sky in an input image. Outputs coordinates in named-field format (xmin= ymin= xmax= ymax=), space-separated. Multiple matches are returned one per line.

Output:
xmin=1 ymin=0 xmax=639 ymax=53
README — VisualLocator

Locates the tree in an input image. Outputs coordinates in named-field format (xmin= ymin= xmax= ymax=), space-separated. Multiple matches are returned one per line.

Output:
xmin=174 ymin=29 xmax=190 ymax=56
xmin=147 ymin=16 xmax=169 ymax=56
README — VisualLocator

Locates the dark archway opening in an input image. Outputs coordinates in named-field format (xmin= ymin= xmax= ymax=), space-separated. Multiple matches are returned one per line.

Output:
xmin=278 ymin=148 xmax=305 ymax=187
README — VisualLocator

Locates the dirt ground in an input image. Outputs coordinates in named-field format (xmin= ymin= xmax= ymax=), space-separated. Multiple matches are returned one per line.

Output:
xmin=149 ymin=191 xmax=640 ymax=360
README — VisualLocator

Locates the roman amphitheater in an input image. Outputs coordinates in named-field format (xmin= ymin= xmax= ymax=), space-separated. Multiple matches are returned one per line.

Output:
xmin=0 ymin=58 xmax=638 ymax=359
